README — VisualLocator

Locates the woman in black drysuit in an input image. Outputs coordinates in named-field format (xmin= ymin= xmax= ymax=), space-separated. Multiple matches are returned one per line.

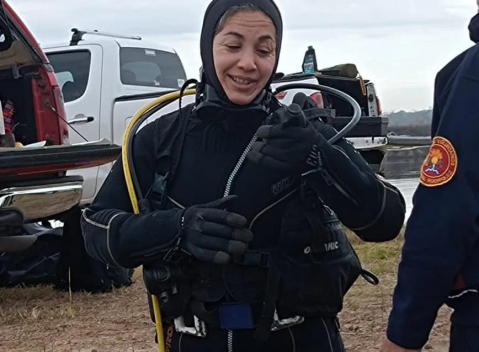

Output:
xmin=81 ymin=0 xmax=406 ymax=351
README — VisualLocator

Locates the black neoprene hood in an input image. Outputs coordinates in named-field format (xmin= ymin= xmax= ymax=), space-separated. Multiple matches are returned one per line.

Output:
xmin=199 ymin=0 xmax=283 ymax=105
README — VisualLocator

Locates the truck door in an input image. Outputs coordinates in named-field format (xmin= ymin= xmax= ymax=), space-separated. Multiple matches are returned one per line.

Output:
xmin=46 ymin=45 xmax=103 ymax=201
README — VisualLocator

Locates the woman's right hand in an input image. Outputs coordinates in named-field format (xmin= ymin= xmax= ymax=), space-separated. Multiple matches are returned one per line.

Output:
xmin=180 ymin=195 xmax=253 ymax=264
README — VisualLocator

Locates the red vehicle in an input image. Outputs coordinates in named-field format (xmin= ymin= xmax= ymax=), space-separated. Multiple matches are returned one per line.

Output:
xmin=0 ymin=0 xmax=120 ymax=252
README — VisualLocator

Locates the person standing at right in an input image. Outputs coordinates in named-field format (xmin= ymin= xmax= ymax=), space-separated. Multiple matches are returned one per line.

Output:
xmin=380 ymin=3 xmax=479 ymax=352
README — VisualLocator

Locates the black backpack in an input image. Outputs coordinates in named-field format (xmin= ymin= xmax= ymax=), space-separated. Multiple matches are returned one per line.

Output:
xmin=55 ymin=206 xmax=133 ymax=293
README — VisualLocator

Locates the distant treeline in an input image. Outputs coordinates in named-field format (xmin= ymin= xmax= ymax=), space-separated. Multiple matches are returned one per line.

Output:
xmin=385 ymin=109 xmax=432 ymax=136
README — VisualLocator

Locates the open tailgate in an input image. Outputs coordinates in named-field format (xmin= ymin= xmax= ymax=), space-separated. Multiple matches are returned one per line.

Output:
xmin=0 ymin=0 xmax=48 ymax=71
xmin=0 ymin=139 xmax=121 ymax=178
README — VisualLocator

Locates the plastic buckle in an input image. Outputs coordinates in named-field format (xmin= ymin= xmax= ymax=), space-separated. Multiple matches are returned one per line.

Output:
xmin=235 ymin=251 xmax=271 ymax=268
xmin=247 ymin=251 xmax=271 ymax=268
xmin=173 ymin=315 xmax=207 ymax=338
xmin=270 ymin=309 xmax=304 ymax=331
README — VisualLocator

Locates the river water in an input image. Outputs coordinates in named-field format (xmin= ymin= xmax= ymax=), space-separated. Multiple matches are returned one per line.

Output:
xmin=388 ymin=177 xmax=419 ymax=221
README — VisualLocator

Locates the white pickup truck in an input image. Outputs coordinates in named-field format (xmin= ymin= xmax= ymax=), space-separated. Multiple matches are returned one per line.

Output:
xmin=43 ymin=29 xmax=189 ymax=205
xmin=43 ymin=29 xmax=390 ymax=206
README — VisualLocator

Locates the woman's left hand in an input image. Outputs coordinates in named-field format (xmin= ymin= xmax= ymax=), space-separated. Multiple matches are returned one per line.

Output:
xmin=247 ymin=104 xmax=323 ymax=173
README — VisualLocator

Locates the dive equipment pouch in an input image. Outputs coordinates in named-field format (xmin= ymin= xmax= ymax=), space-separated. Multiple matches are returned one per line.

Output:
xmin=275 ymin=184 xmax=363 ymax=318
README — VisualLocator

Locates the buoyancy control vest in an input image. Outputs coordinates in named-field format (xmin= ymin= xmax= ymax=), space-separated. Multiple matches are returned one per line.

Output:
xmin=141 ymin=102 xmax=367 ymax=341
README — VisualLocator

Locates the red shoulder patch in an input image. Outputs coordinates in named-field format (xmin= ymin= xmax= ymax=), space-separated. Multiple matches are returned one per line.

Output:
xmin=420 ymin=136 xmax=457 ymax=187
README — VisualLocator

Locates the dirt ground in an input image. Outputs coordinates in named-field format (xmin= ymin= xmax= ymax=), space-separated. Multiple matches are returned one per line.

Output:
xmin=0 ymin=238 xmax=452 ymax=352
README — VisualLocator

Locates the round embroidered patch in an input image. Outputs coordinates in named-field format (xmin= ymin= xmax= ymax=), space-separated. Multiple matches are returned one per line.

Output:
xmin=420 ymin=136 xmax=457 ymax=187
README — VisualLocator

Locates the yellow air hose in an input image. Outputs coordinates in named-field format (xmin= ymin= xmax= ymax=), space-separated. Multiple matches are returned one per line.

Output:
xmin=122 ymin=89 xmax=196 ymax=352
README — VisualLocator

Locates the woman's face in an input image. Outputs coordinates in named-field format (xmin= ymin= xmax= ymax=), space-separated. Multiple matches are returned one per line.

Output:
xmin=212 ymin=11 xmax=276 ymax=105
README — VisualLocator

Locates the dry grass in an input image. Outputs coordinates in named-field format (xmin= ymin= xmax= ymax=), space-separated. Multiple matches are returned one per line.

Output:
xmin=0 ymin=270 xmax=157 ymax=352
xmin=347 ymin=228 xmax=405 ymax=275
xmin=0 ymin=231 xmax=452 ymax=352
xmin=340 ymin=229 xmax=451 ymax=351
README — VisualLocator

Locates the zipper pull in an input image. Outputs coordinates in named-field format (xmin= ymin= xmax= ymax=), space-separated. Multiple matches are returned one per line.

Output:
xmin=319 ymin=168 xmax=334 ymax=186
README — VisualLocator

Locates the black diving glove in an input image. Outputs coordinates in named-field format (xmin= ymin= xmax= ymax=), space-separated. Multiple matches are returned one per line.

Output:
xmin=247 ymin=103 xmax=324 ymax=174
xmin=248 ymin=92 xmax=380 ymax=210
xmin=180 ymin=195 xmax=253 ymax=265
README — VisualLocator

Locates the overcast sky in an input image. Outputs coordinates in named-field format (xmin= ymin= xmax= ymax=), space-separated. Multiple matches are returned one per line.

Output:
xmin=8 ymin=0 xmax=478 ymax=112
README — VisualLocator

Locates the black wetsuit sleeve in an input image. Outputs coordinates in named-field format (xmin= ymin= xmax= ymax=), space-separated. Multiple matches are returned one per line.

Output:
xmin=306 ymin=120 xmax=406 ymax=242
xmin=80 ymin=119 xmax=182 ymax=269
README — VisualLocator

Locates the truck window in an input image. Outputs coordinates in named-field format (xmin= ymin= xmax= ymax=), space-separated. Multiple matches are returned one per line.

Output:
xmin=47 ymin=51 xmax=91 ymax=103
xmin=120 ymin=47 xmax=186 ymax=89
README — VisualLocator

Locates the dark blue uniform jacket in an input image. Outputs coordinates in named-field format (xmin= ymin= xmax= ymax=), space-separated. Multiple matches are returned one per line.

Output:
xmin=387 ymin=13 xmax=479 ymax=350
